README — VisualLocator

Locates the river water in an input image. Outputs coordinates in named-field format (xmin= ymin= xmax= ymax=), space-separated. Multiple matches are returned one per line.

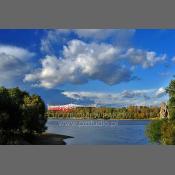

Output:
xmin=46 ymin=119 xmax=151 ymax=145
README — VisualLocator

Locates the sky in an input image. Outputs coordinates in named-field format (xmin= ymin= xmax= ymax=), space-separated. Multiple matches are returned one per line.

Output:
xmin=0 ymin=29 xmax=174 ymax=107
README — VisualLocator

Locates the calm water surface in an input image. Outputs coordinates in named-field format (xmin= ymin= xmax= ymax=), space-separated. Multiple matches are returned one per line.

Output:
xmin=46 ymin=119 xmax=151 ymax=145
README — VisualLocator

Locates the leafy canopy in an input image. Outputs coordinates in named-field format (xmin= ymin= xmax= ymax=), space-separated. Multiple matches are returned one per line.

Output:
xmin=0 ymin=87 xmax=47 ymax=144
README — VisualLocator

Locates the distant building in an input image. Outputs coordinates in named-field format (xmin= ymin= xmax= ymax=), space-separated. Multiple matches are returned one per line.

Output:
xmin=47 ymin=103 xmax=98 ymax=112
xmin=47 ymin=104 xmax=82 ymax=112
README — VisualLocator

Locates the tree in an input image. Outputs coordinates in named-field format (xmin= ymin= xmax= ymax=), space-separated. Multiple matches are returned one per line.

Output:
xmin=0 ymin=87 xmax=47 ymax=144
xmin=166 ymin=80 xmax=175 ymax=119
xmin=166 ymin=80 xmax=175 ymax=97
xmin=168 ymin=97 xmax=175 ymax=120
xmin=146 ymin=79 xmax=175 ymax=145
xmin=22 ymin=95 xmax=47 ymax=135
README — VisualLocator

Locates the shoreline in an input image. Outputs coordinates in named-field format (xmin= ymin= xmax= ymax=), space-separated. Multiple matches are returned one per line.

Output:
xmin=18 ymin=133 xmax=73 ymax=145
xmin=32 ymin=133 xmax=73 ymax=145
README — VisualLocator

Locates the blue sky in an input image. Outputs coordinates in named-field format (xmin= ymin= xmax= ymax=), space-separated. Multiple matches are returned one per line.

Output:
xmin=0 ymin=29 xmax=174 ymax=107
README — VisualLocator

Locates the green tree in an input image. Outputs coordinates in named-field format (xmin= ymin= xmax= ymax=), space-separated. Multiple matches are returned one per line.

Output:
xmin=22 ymin=95 xmax=47 ymax=135
xmin=0 ymin=87 xmax=47 ymax=144
xmin=146 ymin=79 xmax=175 ymax=145
xmin=166 ymin=80 xmax=175 ymax=119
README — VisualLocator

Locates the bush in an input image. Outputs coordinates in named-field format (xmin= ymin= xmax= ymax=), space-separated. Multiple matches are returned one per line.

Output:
xmin=146 ymin=120 xmax=163 ymax=144
xmin=161 ymin=120 xmax=175 ymax=145
xmin=146 ymin=119 xmax=175 ymax=145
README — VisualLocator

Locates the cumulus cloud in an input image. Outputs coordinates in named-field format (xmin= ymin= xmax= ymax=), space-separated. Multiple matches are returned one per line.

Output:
xmin=40 ymin=29 xmax=135 ymax=53
xmin=25 ymin=39 xmax=166 ymax=88
xmin=0 ymin=45 xmax=35 ymax=85
xmin=40 ymin=29 xmax=71 ymax=54
xmin=121 ymin=48 xmax=166 ymax=68
xmin=62 ymin=88 xmax=168 ymax=107
xmin=25 ymin=40 xmax=135 ymax=88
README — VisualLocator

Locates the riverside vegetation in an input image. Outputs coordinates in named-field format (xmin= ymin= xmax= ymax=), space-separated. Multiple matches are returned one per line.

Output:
xmin=146 ymin=80 xmax=175 ymax=145
xmin=0 ymin=87 xmax=47 ymax=144
xmin=0 ymin=86 xmax=71 ymax=144
xmin=47 ymin=106 xmax=160 ymax=120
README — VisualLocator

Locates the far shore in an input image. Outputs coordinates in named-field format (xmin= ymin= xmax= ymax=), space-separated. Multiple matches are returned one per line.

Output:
xmin=48 ymin=117 xmax=159 ymax=120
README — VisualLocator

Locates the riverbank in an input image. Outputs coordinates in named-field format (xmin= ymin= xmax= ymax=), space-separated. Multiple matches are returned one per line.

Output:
xmin=17 ymin=133 xmax=73 ymax=145
xmin=30 ymin=133 xmax=73 ymax=145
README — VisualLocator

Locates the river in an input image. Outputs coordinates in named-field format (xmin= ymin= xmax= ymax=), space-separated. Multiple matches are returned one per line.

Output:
xmin=46 ymin=119 xmax=151 ymax=145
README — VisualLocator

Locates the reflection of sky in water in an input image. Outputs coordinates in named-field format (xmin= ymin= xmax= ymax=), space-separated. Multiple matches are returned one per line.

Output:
xmin=46 ymin=119 xmax=151 ymax=145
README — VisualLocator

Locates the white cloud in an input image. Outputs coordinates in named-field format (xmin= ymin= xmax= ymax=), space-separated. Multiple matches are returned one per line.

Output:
xmin=172 ymin=56 xmax=175 ymax=63
xmin=62 ymin=89 xmax=153 ymax=100
xmin=0 ymin=45 xmax=34 ymax=58
xmin=40 ymin=29 xmax=71 ymax=54
xmin=155 ymin=87 xmax=166 ymax=97
xmin=25 ymin=40 xmax=134 ymax=88
xmin=122 ymin=48 xmax=166 ymax=68
xmin=0 ymin=45 xmax=35 ymax=85
xmin=25 ymin=39 xmax=167 ymax=88
xmin=40 ymin=29 xmax=135 ymax=53
xmin=62 ymin=88 xmax=168 ymax=107
xmin=73 ymin=29 xmax=135 ymax=40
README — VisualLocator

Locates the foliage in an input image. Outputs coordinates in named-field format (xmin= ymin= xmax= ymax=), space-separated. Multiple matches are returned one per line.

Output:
xmin=146 ymin=79 xmax=175 ymax=145
xmin=22 ymin=95 xmax=47 ymax=134
xmin=146 ymin=120 xmax=175 ymax=145
xmin=166 ymin=80 xmax=175 ymax=98
xmin=167 ymin=97 xmax=175 ymax=120
xmin=146 ymin=120 xmax=163 ymax=144
xmin=161 ymin=120 xmax=175 ymax=145
xmin=166 ymin=80 xmax=175 ymax=119
xmin=0 ymin=87 xmax=47 ymax=144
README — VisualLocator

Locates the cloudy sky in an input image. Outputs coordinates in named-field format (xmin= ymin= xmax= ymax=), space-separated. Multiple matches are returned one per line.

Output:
xmin=0 ymin=29 xmax=174 ymax=107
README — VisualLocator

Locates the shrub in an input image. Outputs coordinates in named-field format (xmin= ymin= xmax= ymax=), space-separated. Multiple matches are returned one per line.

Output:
xmin=146 ymin=119 xmax=175 ymax=145
xmin=161 ymin=120 xmax=175 ymax=145
xmin=145 ymin=120 xmax=163 ymax=144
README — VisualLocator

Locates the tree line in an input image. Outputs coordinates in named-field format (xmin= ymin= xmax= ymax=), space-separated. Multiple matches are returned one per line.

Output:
xmin=47 ymin=105 xmax=160 ymax=119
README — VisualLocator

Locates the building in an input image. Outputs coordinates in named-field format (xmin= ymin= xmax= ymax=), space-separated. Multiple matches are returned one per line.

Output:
xmin=47 ymin=104 xmax=82 ymax=112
